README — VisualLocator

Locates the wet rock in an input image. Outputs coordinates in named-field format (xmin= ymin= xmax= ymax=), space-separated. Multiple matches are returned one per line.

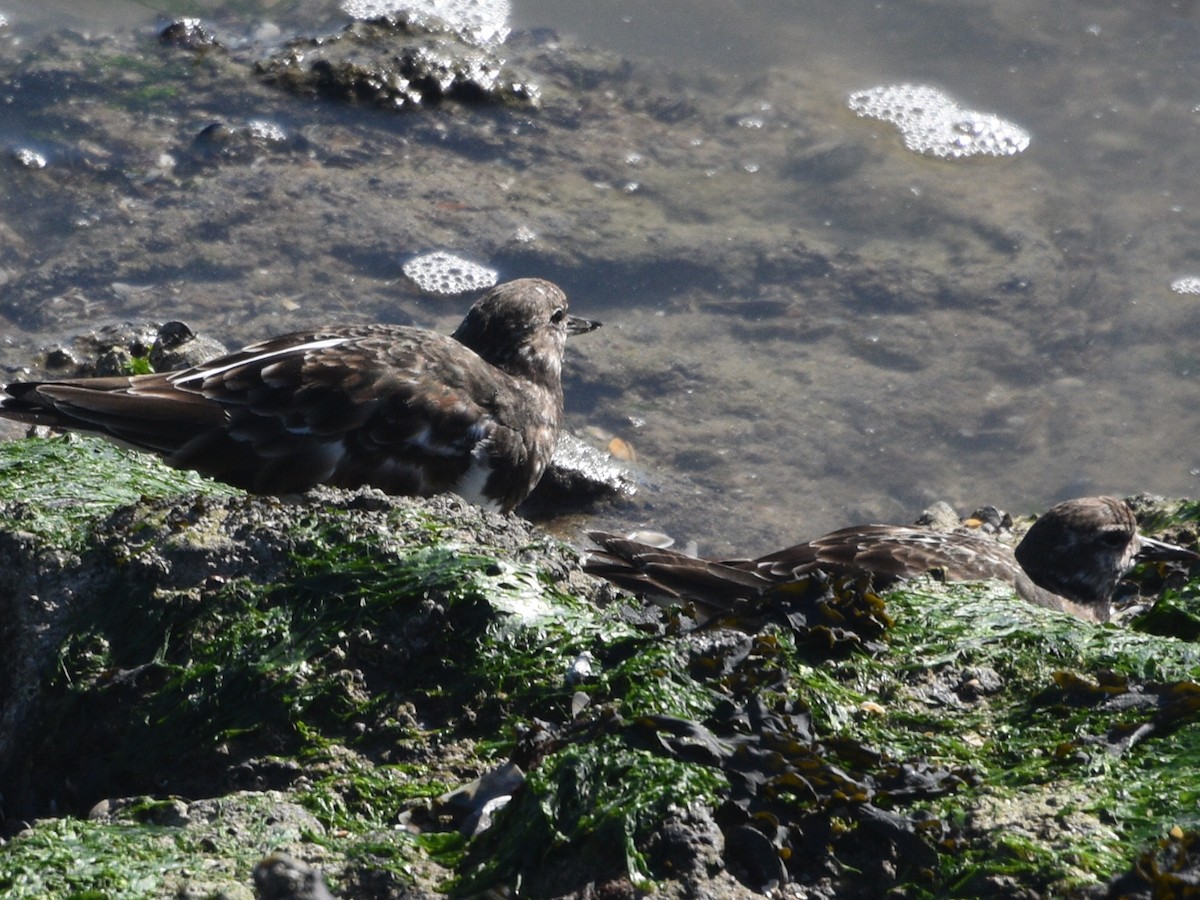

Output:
xmin=688 ymin=629 xmax=754 ymax=679
xmin=31 ymin=321 xmax=160 ymax=378
xmin=1079 ymin=828 xmax=1200 ymax=899
xmin=956 ymin=665 xmax=1003 ymax=700
xmin=966 ymin=504 xmax=1013 ymax=533
xmin=914 ymin=501 xmax=962 ymax=532
xmin=0 ymin=442 xmax=601 ymax=822
xmin=644 ymin=802 xmax=725 ymax=886
xmin=522 ymin=431 xmax=639 ymax=515
xmin=12 ymin=320 xmax=228 ymax=378
xmin=724 ymin=823 xmax=786 ymax=893
xmin=159 ymin=18 xmax=221 ymax=51
xmin=910 ymin=665 xmax=1005 ymax=707
xmin=175 ymin=119 xmax=312 ymax=174
xmin=4 ymin=437 xmax=1200 ymax=896
xmin=253 ymin=853 xmax=336 ymax=900
xmin=149 ymin=320 xmax=229 ymax=371
xmin=257 ymin=16 xmax=539 ymax=110
xmin=912 ymin=500 xmax=1013 ymax=536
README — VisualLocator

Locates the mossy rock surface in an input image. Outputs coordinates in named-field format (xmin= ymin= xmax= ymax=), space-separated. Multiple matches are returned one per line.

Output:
xmin=3 ymin=435 xmax=1200 ymax=898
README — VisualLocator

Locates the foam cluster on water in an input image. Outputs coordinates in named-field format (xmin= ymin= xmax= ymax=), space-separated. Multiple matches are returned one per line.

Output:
xmin=1171 ymin=276 xmax=1200 ymax=295
xmin=848 ymin=84 xmax=1030 ymax=159
xmin=342 ymin=0 xmax=510 ymax=44
xmin=403 ymin=251 xmax=499 ymax=294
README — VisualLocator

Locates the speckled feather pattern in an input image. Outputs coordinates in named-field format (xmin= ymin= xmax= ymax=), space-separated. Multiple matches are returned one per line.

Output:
xmin=588 ymin=497 xmax=1198 ymax=623
xmin=0 ymin=278 xmax=598 ymax=513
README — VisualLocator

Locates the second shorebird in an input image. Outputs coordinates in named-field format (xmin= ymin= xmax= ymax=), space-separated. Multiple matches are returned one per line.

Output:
xmin=0 ymin=278 xmax=598 ymax=513
xmin=588 ymin=497 xmax=1198 ymax=623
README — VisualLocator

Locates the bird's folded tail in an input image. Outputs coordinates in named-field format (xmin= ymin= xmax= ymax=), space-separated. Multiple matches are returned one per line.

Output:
xmin=585 ymin=531 xmax=772 ymax=612
xmin=1 ymin=377 xmax=225 ymax=454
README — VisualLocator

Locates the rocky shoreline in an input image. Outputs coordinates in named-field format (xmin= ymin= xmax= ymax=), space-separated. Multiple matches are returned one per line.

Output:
xmin=4 ymin=9 xmax=1200 ymax=897
xmin=3 ymin=435 xmax=1200 ymax=897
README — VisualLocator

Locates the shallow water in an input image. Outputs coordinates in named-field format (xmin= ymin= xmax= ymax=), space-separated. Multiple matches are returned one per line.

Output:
xmin=2 ymin=0 xmax=1200 ymax=555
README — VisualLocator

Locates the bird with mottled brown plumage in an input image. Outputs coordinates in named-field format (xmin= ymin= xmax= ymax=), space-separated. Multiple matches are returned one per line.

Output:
xmin=0 ymin=278 xmax=599 ymax=513
xmin=587 ymin=497 xmax=1198 ymax=623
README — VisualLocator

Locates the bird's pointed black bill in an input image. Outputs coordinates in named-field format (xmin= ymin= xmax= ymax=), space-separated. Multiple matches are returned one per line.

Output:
xmin=1136 ymin=535 xmax=1200 ymax=564
xmin=567 ymin=316 xmax=601 ymax=336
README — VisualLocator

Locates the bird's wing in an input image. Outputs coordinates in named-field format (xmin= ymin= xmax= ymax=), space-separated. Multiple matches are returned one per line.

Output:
xmin=752 ymin=525 xmax=1016 ymax=586
xmin=587 ymin=524 xmax=1023 ymax=613
xmin=168 ymin=328 xmax=526 ymax=496
xmin=1 ymin=327 xmax=524 ymax=497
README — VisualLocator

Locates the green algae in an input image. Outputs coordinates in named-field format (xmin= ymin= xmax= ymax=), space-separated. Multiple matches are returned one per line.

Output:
xmin=459 ymin=736 xmax=727 ymax=894
xmin=821 ymin=581 xmax=1200 ymax=894
xmin=0 ymin=435 xmax=237 ymax=549
xmin=5 ymin=434 xmax=1200 ymax=896
xmin=1 ymin=817 xmax=199 ymax=900
xmin=34 ymin=521 xmax=595 ymax=803
xmin=125 ymin=355 xmax=154 ymax=376
xmin=0 ymin=435 xmax=636 ymax=896
xmin=0 ymin=791 xmax=316 ymax=900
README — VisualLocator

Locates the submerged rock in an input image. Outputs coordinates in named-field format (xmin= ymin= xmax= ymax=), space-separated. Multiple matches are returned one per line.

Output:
xmin=159 ymin=18 xmax=221 ymax=51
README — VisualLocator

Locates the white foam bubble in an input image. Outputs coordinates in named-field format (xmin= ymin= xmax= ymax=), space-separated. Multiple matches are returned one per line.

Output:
xmin=848 ymin=84 xmax=1030 ymax=159
xmin=1171 ymin=276 xmax=1200 ymax=295
xmin=402 ymin=250 xmax=499 ymax=295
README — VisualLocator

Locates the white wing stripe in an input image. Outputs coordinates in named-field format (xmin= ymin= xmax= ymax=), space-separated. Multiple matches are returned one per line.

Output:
xmin=169 ymin=337 xmax=351 ymax=385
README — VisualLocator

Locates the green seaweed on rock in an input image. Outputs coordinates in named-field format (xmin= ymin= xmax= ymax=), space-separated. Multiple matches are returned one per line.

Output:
xmin=0 ymin=435 xmax=237 ymax=548
xmin=5 ymin=435 xmax=1200 ymax=896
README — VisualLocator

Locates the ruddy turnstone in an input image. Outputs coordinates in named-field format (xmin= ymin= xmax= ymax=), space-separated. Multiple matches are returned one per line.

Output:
xmin=0 ymin=278 xmax=599 ymax=513
xmin=587 ymin=497 xmax=1198 ymax=623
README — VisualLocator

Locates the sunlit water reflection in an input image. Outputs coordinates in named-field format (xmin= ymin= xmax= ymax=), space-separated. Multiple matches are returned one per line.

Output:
xmin=1 ymin=0 xmax=1199 ymax=556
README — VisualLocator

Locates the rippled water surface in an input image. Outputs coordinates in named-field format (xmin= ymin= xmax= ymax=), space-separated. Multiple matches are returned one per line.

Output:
xmin=2 ymin=0 xmax=1200 ymax=554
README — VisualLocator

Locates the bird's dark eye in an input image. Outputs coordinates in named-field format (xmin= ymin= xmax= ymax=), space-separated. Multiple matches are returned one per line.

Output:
xmin=550 ymin=308 xmax=566 ymax=324
xmin=1098 ymin=531 xmax=1128 ymax=549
